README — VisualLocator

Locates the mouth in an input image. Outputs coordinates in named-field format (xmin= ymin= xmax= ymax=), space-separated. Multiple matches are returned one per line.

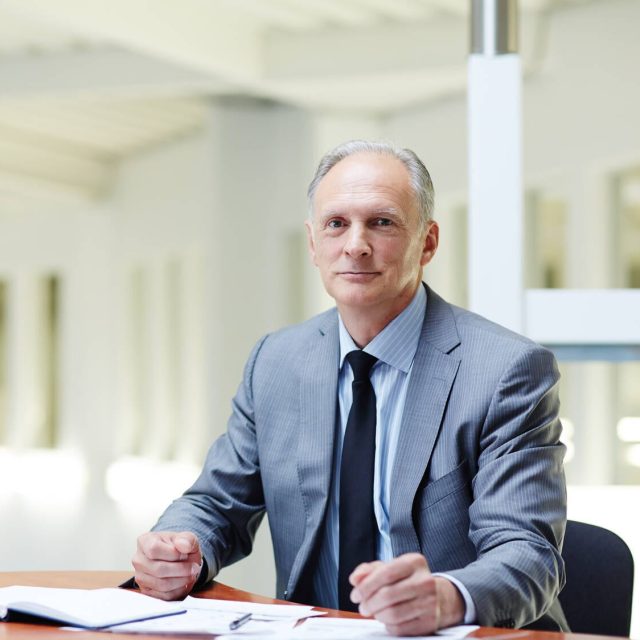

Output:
xmin=337 ymin=271 xmax=380 ymax=281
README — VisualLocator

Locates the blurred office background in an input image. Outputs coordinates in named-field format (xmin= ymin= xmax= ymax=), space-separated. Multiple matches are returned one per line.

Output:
xmin=0 ymin=0 xmax=639 ymax=633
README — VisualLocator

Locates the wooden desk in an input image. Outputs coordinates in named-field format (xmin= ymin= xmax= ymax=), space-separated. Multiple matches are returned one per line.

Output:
xmin=0 ymin=572 xmax=610 ymax=640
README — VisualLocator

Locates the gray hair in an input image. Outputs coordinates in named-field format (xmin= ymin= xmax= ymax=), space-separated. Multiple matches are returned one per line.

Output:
xmin=307 ymin=140 xmax=435 ymax=226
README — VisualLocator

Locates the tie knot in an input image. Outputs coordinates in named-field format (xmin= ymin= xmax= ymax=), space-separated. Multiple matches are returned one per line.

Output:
xmin=345 ymin=350 xmax=378 ymax=382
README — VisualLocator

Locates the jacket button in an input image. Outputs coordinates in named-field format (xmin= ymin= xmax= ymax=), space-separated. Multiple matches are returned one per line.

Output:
xmin=283 ymin=590 xmax=289 ymax=599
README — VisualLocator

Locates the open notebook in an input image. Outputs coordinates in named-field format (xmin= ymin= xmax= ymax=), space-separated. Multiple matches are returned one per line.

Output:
xmin=0 ymin=585 xmax=185 ymax=629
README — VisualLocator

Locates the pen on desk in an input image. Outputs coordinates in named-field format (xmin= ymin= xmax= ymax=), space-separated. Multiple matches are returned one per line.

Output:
xmin=229 ymin=612 xmax=252 ymax=630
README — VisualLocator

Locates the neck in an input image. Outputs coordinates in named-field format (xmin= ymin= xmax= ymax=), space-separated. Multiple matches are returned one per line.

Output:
xmin=338 ymin=284 xmax=420 ymax=348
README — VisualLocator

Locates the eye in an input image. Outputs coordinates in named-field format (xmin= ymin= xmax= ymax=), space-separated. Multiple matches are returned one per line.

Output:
xmin=327 ymin=219 xmax=344 ymax=229
xmin=374 ymin=218 xmax=393 ymax=227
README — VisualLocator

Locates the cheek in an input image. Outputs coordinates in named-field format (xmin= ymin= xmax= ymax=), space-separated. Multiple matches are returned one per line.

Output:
xmin=316 ymin=238 xmax=342 ymax=260
xmin=379 ymin=239 xmax=414 ymax=266
xmin=396 ymin=242 xmax=425 ymax=276
xmin=311 ymin=249 xmax=333 ymax=273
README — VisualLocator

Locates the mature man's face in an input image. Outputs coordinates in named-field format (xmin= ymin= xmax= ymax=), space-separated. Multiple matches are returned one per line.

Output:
xmin=306 ymin=152 xmax=438 ymax=320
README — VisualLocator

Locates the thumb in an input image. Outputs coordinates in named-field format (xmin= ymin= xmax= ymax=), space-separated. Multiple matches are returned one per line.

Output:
xmin=172 ymin=532 xmax=200 ymax=555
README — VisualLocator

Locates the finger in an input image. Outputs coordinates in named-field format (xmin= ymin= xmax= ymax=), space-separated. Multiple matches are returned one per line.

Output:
xmin=173 ymin=532 xmax=201 ymax=556
xmin=133 ymin=553 xmax=201 ymax=580
xmin=350 ymin=561 xmax=385 ymax=587
xmin=367 ymin=580 xmax=437 ymax=623
xmin=135 ymin=570 xmax=197 ymax=598
xmin=138 ymin=532 xmax=196 ymax=562
xmin=352 ymin=555 xmax=425 ymax=603
xmin=359 ymin=571 xmax=436 ymax=617
xmin=137 ymin=581 xmax=191 ymax=602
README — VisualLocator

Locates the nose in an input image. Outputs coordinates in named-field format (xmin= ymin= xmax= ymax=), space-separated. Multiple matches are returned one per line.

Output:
xmin=344 ymin=224 xmax=371 ymax=258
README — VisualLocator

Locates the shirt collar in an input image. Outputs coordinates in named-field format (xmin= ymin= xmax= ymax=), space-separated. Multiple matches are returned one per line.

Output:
xmin=338 ymin=284 xmax=427 ymax=373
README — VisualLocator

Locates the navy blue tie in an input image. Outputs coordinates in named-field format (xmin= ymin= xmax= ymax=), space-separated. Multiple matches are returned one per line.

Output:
xmin=338 ymin=350 xmax=378 ymax=611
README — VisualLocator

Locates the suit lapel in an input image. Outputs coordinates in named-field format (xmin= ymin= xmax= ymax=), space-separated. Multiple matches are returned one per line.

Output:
xmin=289 ymin=311 xmax=340 ymax=593
xmin=389 ymin=288 xmax=461 ymax=556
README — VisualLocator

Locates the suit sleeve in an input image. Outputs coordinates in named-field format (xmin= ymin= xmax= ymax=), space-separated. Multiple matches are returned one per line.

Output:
xmin=151 ymin=335 xmax=269 ymax=583
xmin=445 ymin=345 xmax=567 ymax=628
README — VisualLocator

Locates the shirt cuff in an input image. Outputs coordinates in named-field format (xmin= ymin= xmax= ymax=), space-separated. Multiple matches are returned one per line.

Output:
xmin=432 ymin=573 xmax=477 ymax=624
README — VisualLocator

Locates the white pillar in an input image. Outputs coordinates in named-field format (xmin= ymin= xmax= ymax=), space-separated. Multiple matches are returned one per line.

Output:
xmin=174 ymin=253 xmax=206 ymax=462
xmin=5 ymin=274 xmax=48 ymax=448
xmin=142 ymin=261 xmax=175 ymax=459
xmin=468 ymin=0 xmax=524 ymax=332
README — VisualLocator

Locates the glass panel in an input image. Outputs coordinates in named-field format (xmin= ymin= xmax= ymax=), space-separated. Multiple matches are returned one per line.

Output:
xmin=129 ymin=266 xmax=148 ymax=457
xmin=525 ymin=189 xmax=568 ymax=288
xmin=559 ymin=361 xmax=640 ymax=486
xmin=0 ymin=279 xmax=6 ymax=443
xmin=613 ymin=166 xmax=640 ymax=288
xmin=615 ymin=362 xmax=640 ymax=484
xmin=41 ymin=275 xmax=60 ymax=448
xmin=286 ymin=229 xmax=307 ymax=324
xmin=428 ymin=203 xmax=467 ymax=308
xmin=166 ymin=258 xmax=181 ymax=460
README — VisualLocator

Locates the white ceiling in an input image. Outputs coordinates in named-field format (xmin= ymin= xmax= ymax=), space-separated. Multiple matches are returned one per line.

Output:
xmin=0 ymin=0 xmax=599 ymax=202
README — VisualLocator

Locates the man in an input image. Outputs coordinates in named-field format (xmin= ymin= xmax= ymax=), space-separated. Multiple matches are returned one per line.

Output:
xmin=132 ymin=141 xmax=567 ymax=636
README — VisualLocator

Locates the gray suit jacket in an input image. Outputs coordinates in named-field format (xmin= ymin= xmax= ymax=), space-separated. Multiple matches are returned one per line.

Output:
xmin=154 ymin=286 xmax=568 ymax=630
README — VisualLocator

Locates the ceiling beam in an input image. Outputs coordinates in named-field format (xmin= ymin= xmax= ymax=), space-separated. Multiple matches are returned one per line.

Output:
xmin=0 ymin=0 xmax=263 ymax=81
xmin=0 ymin=47 xmax=235 ymax=100
xmin=350 ymin=0 xmax=437 ymax=22
xmin=263 ymin=17 xmax=465 ymax=79
xmin=266 ymin=67 xmax=467 ymax=112
xmin=0 ymin=128 xmax=113 ymax=198
xmin=0 ymin=0 xmax=472 ymax=113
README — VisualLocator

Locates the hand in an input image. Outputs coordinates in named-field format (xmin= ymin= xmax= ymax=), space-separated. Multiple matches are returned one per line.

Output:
xmin=349 ymin=553 xmax=464 ymax=636
xmin=132 ymin=531 xmax=203 ymax=600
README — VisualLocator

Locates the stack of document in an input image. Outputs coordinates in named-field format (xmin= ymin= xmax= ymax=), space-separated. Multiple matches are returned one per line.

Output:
xmin=0 ymin=585 xmax=479 ymax=638
xmin=281 ymin=617 xmax=479 ymax=640
xmin=113 ymin=596 xmax=325 ymax=635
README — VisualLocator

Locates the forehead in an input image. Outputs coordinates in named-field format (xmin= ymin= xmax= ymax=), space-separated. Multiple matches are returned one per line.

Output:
xmin=314 ymin=152 xmax=415 ymax=213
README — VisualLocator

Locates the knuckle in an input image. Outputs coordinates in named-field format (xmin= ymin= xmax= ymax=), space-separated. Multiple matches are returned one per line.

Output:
xmin=377 ymin=584 xmax=393 ymax=603
xmin=147 ymin=538 xmax=163 ymax=556
xmin=415 ymin=572 xmax=433 ymax=591
xmin=408 ymin=552 xmax=427 ymax=567
xmin=381 ymin=605 xmax=403 ymax=624
xmin=131 ymin=554 xmax=143 ymax=570
xmin=155 ymin=562 xmax=171 ymax=579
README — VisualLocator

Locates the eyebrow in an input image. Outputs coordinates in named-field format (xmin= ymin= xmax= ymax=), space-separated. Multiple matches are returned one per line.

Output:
xmin=317 ymin=207 xmax=402 ymax=222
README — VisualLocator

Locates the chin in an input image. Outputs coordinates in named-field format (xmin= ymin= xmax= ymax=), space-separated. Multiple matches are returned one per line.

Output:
xmin=332 ymin=287 xmax=381 ymax=309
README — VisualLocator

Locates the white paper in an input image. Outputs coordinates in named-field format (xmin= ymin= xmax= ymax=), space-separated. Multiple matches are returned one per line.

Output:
xmin=103 ymin=596 xmax=325 ymax=635
xmin=437 ymin=625 xmax=480 ymax=637
xmin=109 ymin=609 xmax=295 ymax=635
xmin=284 ymin=617 xmax=479 ymax=639
xmin=184 ymin=596 xmax=323 ymax=620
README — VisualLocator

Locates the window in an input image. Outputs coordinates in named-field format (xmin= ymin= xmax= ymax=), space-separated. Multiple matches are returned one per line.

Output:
xmin=525 ymin=188 xmax=568 ymax=289
xmin=0 ymin=279 xmax=6 ymax=443
xmin=613 ymin=166 xmax=640 ymax=288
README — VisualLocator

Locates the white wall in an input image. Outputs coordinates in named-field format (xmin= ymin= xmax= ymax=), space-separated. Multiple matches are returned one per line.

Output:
xmin=0 ymin=99 xmax=314 ymax=599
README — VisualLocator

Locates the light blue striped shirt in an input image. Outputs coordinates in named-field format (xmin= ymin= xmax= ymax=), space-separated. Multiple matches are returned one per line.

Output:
xmin=312 ymin=285 xmax=475 ymax=622
xmin=312 ymin=285 xmax=426 ymax=607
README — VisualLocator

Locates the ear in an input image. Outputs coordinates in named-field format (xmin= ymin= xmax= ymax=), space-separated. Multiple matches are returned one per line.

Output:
xmin=420 ymin=221 xmax=439 ymax=267
xmin=304 ymin=219 xmax=318 ymax=266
